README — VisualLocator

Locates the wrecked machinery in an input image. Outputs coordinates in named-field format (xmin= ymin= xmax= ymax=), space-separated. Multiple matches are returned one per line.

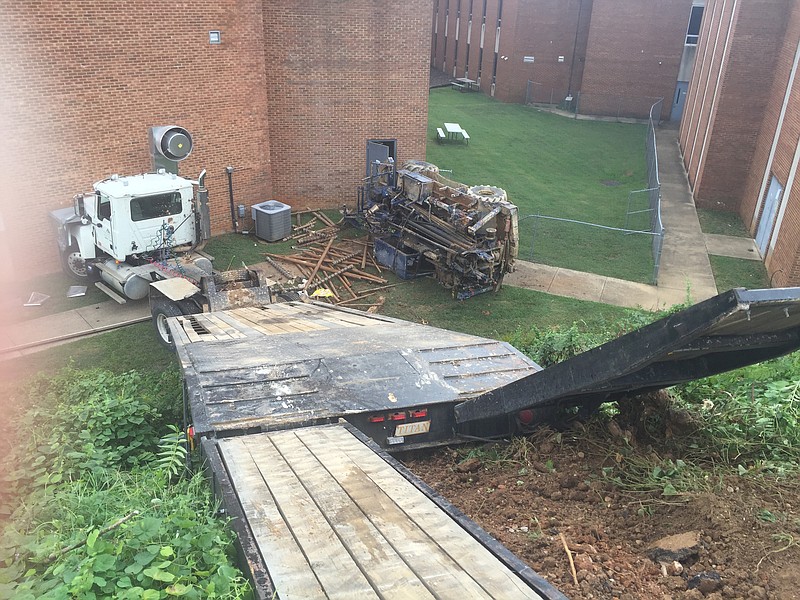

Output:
xmin=357 ymin=158 xmax=519 ymax=299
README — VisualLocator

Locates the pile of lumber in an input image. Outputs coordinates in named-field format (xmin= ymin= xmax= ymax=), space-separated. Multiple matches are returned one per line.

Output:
xmin=264 ymin=237 xmax=395 ymax=311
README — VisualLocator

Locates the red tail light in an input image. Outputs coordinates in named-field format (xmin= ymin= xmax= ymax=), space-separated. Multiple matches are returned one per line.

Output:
xmin=390 ymin=412 xmax=406 ymax=421
xmin=368 ymin=415 xmax=385 ymax=423
xmin=518 ymin=409 xmax=534 ymax=425
xmin=410 ymin=409 xmax=428 ymax=418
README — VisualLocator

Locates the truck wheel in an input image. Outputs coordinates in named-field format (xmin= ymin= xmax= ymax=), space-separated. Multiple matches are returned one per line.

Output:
xmin=152 ymin=301 xmax=184 ymax=350
xmin=61 ymin=244 xmax=90 ymax=281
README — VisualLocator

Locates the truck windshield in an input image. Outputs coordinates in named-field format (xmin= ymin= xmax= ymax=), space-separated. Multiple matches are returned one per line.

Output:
xmin=130 ymin=193 xmax=183 ymax=222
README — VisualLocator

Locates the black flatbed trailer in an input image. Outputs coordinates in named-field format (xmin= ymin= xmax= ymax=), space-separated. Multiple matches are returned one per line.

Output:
xmin=169 ymin=288 xmax=800 ymax=599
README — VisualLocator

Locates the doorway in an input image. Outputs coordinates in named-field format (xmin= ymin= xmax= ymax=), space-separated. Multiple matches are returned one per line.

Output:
xmin=671 ymin=81 xmax=689 ymax=122
xmin=755 ymin=175 xmax=784 ymax=256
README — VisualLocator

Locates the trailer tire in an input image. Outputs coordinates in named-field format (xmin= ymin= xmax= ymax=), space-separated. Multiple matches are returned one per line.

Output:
xmin=61 ymin=244 xmax=91 ymax=281
xmin=152 ymin=300 xmax=184 ymax=350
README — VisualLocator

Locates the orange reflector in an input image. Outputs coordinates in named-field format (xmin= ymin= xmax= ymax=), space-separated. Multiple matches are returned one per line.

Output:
xmin=518 ymin=409 xmax=534 ymax=425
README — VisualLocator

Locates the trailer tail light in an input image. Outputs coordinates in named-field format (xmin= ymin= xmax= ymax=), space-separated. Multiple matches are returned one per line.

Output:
xmin=368 ymin=415 xmax=385 ymax=423
xmin=390 ymin=412 xmax=406 ymax=421
xmin=410 ymin=409 xmax=428 ymax=418
xmin=518 ymin=409 xmax=534 ymax=425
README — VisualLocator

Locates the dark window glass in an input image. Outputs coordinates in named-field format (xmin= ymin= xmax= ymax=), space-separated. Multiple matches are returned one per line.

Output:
xmin=130 ymin=193 xmax=183 ymax=222
xmin=686 ymin=6 xmax=703 ymax=45
xmin=98 ymin=195 xmax=111 ymax=220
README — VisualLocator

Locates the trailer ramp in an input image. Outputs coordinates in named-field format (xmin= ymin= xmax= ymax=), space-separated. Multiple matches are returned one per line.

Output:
xmin=455 ymin=288 xmax=800 ymax=423
xmin=208 ymin=423 xmax=563 ymax=600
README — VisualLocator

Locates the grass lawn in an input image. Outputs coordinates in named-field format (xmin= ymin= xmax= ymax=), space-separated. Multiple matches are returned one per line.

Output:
xmin=425 ymin=88 xmax=653 ymax=282
xmin=710 ymin=255 xmax=770 ymax=292
xmin=380 ymin=275 xmax=637 ymax=339
xmin=697 ymin=208 xmax=751 ymax=237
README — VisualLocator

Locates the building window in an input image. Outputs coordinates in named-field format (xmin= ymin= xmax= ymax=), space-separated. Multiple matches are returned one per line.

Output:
xmin=685 ymin=5 xmax=703 ymax=45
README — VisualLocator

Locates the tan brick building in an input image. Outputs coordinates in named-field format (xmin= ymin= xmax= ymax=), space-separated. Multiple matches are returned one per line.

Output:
xmin=0 ymin=1 xmax=431 ymax=279
xmin=430 ymin=0 xmax=703 ymax=121
xmin=679 ymin=0 xmax=800 ymax=286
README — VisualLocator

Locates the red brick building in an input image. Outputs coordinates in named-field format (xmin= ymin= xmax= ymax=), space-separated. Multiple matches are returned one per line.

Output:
xmin=430 ymin=0 xmax=703 ymax=121
xmin=679 ymin=0 xmax=800 ymax=286
xmin=0 ymin=1 xmax=430 ymax=280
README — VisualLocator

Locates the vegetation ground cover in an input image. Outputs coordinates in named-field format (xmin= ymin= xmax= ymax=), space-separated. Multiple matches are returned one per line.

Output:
xmin=710 ymin=255 xmax=770 ymax=293
xmin=0 ymin=369 xmax=250 ymax=599
xmin=696 ymin=207 xmax=751 ymax=237
xmin=426 ymin=89 xmax=654 ymax=282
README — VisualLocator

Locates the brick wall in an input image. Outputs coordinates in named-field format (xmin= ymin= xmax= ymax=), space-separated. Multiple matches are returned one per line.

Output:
xmin=429 ymin=0 xmax=693 ymax=117
xmin=262 ymin=0 xmax=430 ymax=212
xmin=580 ymin=0 xmax=692 ymax=121
xmin=494 ymin=0 xmax=590 ymax=105
xmin=679 ymin=0 xmax=800 ymax=286
xmin=695 ymin=0 xmax=789 ymax=211
xmin=0 ymin=0 xmax=271 ymax=279
xmin=739 ymin=2 xmax=800 ymax=285
xmin=0 ymin=0 xmax=430 ymax=281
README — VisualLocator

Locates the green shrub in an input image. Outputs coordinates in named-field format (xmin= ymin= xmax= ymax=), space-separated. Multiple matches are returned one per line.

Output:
xmin=0 ymin=369 xmax=250 ymax=599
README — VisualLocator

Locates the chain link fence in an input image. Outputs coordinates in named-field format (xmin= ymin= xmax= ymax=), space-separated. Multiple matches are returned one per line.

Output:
xmin=575 ymin=92 xmax=664 ymax=121
xmin=525 ymin=82 xmax=664 ymax=123
xmin=525 ymin=99 xmax=665 ymax=284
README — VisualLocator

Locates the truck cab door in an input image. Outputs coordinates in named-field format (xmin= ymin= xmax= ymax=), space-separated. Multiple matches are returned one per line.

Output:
xmin=95 ymin=193 xmax=115 ymax=256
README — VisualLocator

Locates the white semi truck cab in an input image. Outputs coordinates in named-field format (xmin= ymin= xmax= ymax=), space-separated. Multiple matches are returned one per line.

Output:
xmin=49 ymin=126 xmax=276 ymax=348
xmin=50 ymin=126 xmax=212 ymax=301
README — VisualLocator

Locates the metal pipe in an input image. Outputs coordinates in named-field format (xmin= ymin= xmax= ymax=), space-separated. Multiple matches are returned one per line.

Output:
xmin=225 ymin=166 xmax=237 ymax=233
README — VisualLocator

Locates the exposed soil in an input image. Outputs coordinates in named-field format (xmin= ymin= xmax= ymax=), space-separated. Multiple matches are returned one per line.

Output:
xmin=404 ymin=411 xmax=800 ymax=600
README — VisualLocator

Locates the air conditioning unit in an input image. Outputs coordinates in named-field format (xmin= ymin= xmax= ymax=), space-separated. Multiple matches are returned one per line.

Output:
xmin=252 ymin=200 xmax=292 ymax=242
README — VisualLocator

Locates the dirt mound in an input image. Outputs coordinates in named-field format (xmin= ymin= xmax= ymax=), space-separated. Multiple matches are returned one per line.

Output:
xmin=403 ymin=426 xmax=800 ymax=599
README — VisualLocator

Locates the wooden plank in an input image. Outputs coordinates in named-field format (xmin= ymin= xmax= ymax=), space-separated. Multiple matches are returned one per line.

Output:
xmin=305 ymin=427 xmax=544 ymax=599
xmin=177 ymin=316 xmax=205 ymax=343
xmin=237 ymin=306 xmax=310 ymax=334
xmin=199 ymin=313 xmax=247 ymax=339
xmin=255 ymin=305 xmax=330 ymax=332
xmin=292 ymin=429 xmax=501 ymax=599
xmin=228 ymin=307 xmax=285 ymax=335
xmin=192 ymin=314 xmax=231 ymax=340
xmin=269 ymin=431 xmax=438 ymax=599
xmin=240 ymin=434 xmax=379 ymax=599
xmin=218 ymin=437 xmax=328 ymax=599
xmin=211 ymin=311 xmax=265 ymax=339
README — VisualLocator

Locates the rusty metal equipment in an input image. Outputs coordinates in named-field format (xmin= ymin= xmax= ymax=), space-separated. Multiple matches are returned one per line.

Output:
xmin=357 ymin=158 xmax=519 ymax=299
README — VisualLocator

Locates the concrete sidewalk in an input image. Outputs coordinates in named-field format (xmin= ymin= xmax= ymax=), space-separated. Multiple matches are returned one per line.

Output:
xmin=0 ymin=299 xmax=151 ymax=360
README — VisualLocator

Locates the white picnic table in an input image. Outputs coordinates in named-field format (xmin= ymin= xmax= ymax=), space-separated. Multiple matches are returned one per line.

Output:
xmin=443 ymin=122 xmax=470 ymax=143
xmin=455 ymin=77 xmax=479 ymax=91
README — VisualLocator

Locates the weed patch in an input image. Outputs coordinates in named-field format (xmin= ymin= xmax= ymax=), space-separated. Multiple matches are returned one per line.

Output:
xmin=0 ymin=370 xmax=250 ymax=599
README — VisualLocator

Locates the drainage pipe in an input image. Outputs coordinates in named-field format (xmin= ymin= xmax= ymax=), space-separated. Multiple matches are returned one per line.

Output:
xmin=226 ymin=166 xmax=237 ymax=233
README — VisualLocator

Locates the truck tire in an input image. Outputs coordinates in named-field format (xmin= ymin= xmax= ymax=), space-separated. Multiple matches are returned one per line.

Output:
xmin=61 ymin=244 xmax=90 ymax=281
xmin=152 ymin=300 xmax=184 ymax=350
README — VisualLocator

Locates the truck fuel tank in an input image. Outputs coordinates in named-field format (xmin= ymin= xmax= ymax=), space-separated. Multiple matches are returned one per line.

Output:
xmin=96 ymin=259 xmax=150 ymax=300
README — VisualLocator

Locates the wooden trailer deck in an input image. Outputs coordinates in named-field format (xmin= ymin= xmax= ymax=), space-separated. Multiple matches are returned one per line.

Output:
xmin=170 ymin=301 xmax=540 ymax=448
xmin=211 ymin=423 xmax=562 ymax=599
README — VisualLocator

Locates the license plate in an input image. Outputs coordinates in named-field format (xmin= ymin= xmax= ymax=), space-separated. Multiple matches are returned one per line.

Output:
xmin=394 ymin=420 xmax=431 ymax=437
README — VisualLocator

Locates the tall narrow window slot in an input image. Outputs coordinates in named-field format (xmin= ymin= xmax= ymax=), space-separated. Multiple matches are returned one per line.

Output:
xmin=686 ymin=5 xmax=703 ymax=45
